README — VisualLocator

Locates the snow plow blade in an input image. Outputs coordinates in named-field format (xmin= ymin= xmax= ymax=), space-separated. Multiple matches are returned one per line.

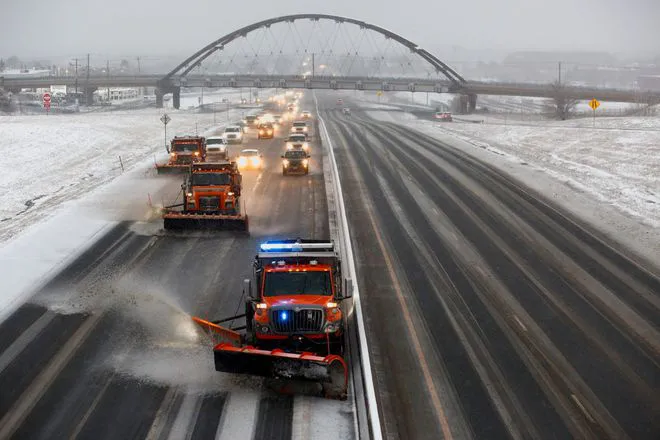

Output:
xmin=156 ymin=164 xmax=191 ymax=174
xmin=213 ymin=344 xmax=348 ymax=399
xmin=163 ymin=212 xmax=249 ymax=232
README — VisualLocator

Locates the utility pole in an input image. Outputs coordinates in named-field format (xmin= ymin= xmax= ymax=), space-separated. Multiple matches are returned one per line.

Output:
xmin=72 ymin=58 xmax=80 ymax=95
xmin=136 ymin=56 xmax=141 ymax=73
xmin=312 ymin=53 xmax=315 ymax=78
xmin=558 ymin=61 xmax=562 ymax=85
xmin=106 ymin=60 xmax=110 ymax=104
xmin=86 ymin=53 xmax=90 ymax=104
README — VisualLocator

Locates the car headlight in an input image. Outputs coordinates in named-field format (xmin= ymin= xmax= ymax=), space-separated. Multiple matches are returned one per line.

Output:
xmin=286 ymin=144 xmax=293 ymax=150
xmin=259 ymin=130 xmax=264 ymax=135
xmin=237 ymin=157 xmax=248 ymax=167
xmin=283 ymin=159 xmax=289 ymax=166
xmin=302 ymin=159 xmax=308 ymax=166
xmin=170 ymin=152 xmax=176 ymax=157
xmin=303 ymin=127 xmax=308 ymax=132
xmin=250 ymin=157 xmax=261 ymax=166
xmin=303 ymin=143 xmax=309 ymax=150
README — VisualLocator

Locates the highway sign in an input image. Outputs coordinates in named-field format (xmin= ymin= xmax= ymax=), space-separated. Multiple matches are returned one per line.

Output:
xmin=160 ymin=113 xmax=171 ymax=125
xmin=589 ymin=98 xmax=600 ymax=110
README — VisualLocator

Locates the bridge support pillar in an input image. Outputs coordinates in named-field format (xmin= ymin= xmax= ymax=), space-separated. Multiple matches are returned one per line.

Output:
xmin=155 ymin=89 xmax=164 ymax=108
xmin=458 ymin=93 xmax=478 ymax=114
xmin=172 ymin=87 xmax=181 ymax=110
xmin=84 ymin=87 xmax=97 ymax=106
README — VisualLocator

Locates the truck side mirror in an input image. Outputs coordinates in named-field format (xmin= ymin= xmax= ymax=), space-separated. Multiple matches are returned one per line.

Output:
xmin=243 ymin=278 xmax=254 ymax=299
xmin=281 ymin=155 xmax=285 ymax=158
xmin=341 ymin=278 xmax=354 ymax=300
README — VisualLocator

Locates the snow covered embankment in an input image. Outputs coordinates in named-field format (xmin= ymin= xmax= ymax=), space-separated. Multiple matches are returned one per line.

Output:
xmin=0 ymin=108 xmax=238 ymax=244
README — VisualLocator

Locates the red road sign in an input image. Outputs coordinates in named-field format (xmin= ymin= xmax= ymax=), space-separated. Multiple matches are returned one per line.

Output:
xmin=43 ymin=92 xmax=51 ymax=103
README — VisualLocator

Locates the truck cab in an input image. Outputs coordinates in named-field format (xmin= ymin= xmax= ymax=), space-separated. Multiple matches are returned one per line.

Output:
xmin=168 ymin=136 xmax=206 ymax=166
xmin=183 ymin=162 xmax=242 ymax=215
xmin=245 ymin=240 xmax=351 ymax=354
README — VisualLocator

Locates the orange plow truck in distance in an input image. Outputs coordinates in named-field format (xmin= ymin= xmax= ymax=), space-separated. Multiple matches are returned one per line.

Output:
xmin=162 ymin=161 xmax=248 ymax=231
xmin=193 ymin=239 xmax=353 ymax=399
xmin=156 ymin=136 xmax=207 ymax=174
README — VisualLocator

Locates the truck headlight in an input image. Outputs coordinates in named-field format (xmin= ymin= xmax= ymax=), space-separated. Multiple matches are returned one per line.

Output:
xmin=237 ymin=157 xmax=248 ymax=167
xmin=324 ymin=323 xmax=339 ymax=333
xmin=259 ymin=325 xmax=270 ymax=333
xmin=282 ymin=159 xmax=289 ymax=166
xmin=170 ymin=152 xmax=177 ymax=157
xmin=302 ymin=159 xmax=309 ymax=167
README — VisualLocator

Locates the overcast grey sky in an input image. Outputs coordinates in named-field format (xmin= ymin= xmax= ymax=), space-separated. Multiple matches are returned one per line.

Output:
xmin=1 ymin=0 xmax=658 ymax=59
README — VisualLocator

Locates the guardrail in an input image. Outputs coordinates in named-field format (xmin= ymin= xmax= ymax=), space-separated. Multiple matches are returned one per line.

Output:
xmin=314 ymin=93 xmax=383 ymax=440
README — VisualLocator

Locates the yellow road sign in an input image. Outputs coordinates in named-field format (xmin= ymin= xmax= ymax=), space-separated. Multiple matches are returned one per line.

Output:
xmin=589 ymin=98 xmax=600 ymax=110
xmin=376 ymin=91 xmax=383 ymax=96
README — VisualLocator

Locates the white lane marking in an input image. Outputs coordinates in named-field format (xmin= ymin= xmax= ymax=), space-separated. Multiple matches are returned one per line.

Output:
xmin=166 ymin=391 xmax=200 ymax=440
xmin=571 ymin=393 xmax=596 ymax=424
xmin=145 ymin=387 xmax=180 ymax=440
xmin=512 ymin=315 xmax=528 ymax=332
xmin=314 ymin=94 xmax=383 ymax=440
xmin=215 ymin=391 xmax=259 ymax=440
xmin=0 ymin=311 xmax=56 ymax=374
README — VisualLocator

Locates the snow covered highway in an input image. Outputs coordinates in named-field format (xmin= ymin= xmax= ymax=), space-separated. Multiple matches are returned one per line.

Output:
xmin=318 ymin=95 xmax=660 ymax=439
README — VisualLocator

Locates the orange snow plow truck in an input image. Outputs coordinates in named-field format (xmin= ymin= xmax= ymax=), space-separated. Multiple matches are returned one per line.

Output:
xmin=193 ymin=239 xmax=352 ymax=399
xmin=162 ymin=161 xmax=248 ymax=231
xmin=156 ymin=136 xmax=206 ymax=174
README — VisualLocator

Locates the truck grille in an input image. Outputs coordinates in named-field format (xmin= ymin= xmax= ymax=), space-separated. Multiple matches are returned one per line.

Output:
xmin=199 ymin=196 xmax=219 ymax=211
xmin=271 ymin=307 xmax=323 ymax=333
xmin=175 ymin=154 xmax=193 ymax=164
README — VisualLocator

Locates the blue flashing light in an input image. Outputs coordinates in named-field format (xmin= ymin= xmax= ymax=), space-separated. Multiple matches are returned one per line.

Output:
xmin=260 ymin=242 xmax=301 ymax=252
xmin=280 ymin=311 xmax=288 ymax=321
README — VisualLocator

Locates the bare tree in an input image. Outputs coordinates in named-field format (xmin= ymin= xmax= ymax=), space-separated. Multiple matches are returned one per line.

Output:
xmin=546 ymin=80 xmax=578 ymax=120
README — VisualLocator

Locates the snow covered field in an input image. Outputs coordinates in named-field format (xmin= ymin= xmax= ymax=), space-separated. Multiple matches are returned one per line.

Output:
xmin=0 ymin=104 xmax=256 ymax=245
xmin=367 ymin=108 xmax=660 ymax=263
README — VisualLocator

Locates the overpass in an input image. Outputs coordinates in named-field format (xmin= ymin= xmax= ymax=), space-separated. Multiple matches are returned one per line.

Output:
xmin=2 ymin=74 xmax=657 ymax=109
xmin=2 ymin=13 xmax=659 ymax=111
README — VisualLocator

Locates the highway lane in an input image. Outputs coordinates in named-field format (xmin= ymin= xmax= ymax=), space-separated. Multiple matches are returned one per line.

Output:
xmin=0 ymin=113 xmax=358 ymax=439
xmin=318 ymin=96 xmax=660 ymax=440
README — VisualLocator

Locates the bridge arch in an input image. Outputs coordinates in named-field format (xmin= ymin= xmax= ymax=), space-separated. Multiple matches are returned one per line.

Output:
xmin=162 ymin=13 xmax=466 ymax=88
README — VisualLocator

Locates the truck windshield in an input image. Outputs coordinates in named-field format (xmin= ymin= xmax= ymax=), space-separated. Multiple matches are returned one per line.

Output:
xmin=192 ymin=173 xmax=230 ymax=186
xmin=285 ymin=150 xmax=307 ymax=159
xmin=172 ymin=143 xmax=199 ymax=152
xmin=264 ymin=271 xmax=332 ymax=296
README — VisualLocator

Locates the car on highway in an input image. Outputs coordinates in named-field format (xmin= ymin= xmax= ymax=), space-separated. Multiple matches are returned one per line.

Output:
xmin=205 ymin=136 xmax=229 ymax=161
xmin=237 ymin=149 xmax=263 ymax=170
xmin=236 ymin=120 xmax=249 ymax=133
xmin=342 ymin=107 xmax=351 ymax=115
xmin=285 ymin=133 xmax=310 ymax=152
xmin=301 ymin=110 xmax=312 ymax=119
xmin=258 ymin=122 xmax=275 ymax=139
xmin=291 ymin=120 xmax=309 ymax=134
xmin=223 ymin=125 xmax=244 ymax=144
xmin=434 ymin=111 xmax=453 ymax=122
xmin=281 ymin=149 xmax=309 ymax=175
xmin=245 ymin=115 xmax=258 ymax=126
xmin=336 ymin=98 xmax=343 ymax=105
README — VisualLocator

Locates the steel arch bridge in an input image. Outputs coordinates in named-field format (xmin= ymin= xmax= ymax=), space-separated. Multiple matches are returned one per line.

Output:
xmin=157 ymin=14 xmax=474 ymax=109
